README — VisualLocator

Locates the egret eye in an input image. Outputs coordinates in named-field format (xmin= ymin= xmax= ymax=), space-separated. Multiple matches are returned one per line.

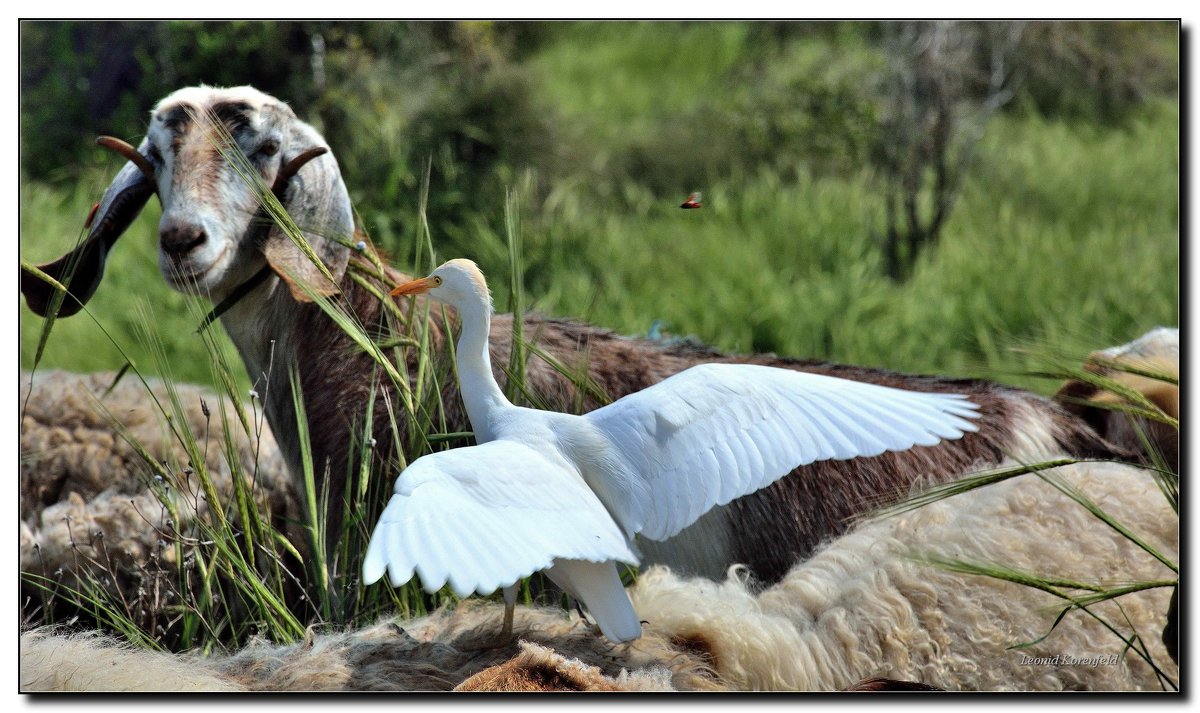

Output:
xmin=434 ymin=276 xmax=443 ymax=286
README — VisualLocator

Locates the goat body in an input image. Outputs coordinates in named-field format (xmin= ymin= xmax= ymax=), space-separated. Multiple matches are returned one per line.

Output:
xmin=21 ymin=85 xmax=1120 ymax=585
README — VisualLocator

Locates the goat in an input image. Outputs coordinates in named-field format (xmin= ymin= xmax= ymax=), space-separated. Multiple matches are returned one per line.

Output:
xmin=21 ymin=85 xmax=1122 ymax=586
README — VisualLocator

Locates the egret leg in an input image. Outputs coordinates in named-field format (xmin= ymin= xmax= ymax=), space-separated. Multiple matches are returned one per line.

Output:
xmin=499 ymin=583 xmax=517 ymax=640
xmin=459 ymin=584 xmax=519 ymax=652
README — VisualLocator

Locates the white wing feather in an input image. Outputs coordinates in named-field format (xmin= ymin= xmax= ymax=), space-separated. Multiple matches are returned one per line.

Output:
xmin=362 ymin=441 xmax=639 ymax=597
xmin=584 ymin=363 xmax=980 ymax=541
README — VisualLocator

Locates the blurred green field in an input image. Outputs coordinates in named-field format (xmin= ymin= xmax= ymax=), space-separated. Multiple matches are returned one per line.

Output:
xmin=19 ymin=22 xmax=1179 ymax=394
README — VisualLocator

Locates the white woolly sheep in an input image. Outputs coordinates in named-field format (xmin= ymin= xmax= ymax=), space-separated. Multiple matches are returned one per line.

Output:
xmin=20 ymin=628 xmax=244 ymax=692
xmin=19 ymin=369 xmax=296 ymax=628
xmin=629 ymin=456 xmax=1177 ymax=691
xmin=20 ymin=458 xmax=1176 ymax=692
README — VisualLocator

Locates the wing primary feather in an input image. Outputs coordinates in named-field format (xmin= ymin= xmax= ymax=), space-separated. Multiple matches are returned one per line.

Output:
xmin=382 ymin=509 xmax=416 ymax=588
xmin=867 ymin=389 xmax=979 ymax=439
xmin=813 ymin=389 xmax=899 ymax=455
xmin=414 ymin=539 xmax=450 ymax=595
xmin=897 ymin=391 xmax=980 ymax=435
xmin=736 ymin=416 xmax=769 ymax=481
xmin=772 ymin=398 xmax=826 ymax=464
xmin=400 ymin=508 xmax=427 ymax=581
xmin=758 ymin=406 xmax=810 ymax=471
xmin=804 ymin=388 xmax=919 ymax=453
xmin=811 ymin=386 xmax=921 ymax=441
xmin=679 ymin=449 xmax=710 ymax=526
xmin=777 ymin=388 xmax=862 ymax=459
xmin=716 ymin=422 xmax=755 ymax=503
xmin=362 ymin=517 xmax=390 ymax=585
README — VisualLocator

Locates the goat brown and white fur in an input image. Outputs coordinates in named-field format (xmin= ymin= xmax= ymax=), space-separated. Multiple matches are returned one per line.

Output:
xmin=21 ymin=85 xmax=1121 ymax=587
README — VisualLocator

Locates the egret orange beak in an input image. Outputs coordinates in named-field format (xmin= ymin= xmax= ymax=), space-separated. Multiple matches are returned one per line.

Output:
xmin=390 ymin=276 xmax=438 ymax=297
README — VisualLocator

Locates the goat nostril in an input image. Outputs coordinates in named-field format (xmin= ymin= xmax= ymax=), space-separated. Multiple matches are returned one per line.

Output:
xmin=160 ymin=225 xmax=208 ymax=258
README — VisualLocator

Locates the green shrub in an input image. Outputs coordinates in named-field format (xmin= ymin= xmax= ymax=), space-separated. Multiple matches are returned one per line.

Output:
xmin=1011 ymin=21 xmax=1179 ymax=122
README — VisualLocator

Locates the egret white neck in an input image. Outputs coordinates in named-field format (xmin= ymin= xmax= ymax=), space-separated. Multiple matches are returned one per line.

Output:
xmin=453 ymin=297 xmax=512 ymax=442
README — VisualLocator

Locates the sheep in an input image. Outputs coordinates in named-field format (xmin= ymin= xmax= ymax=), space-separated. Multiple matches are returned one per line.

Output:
xmin=20 ymin=84 xmax=1124 ymax=589
xmin=1055 ymin=326 xmax=1179 ymax=474
xmin=19 ymin=368 xmax=298 ymax=631
xmin=20 ymin=603 xmax=713 ymax=692
xmin=20 ymin=628 xmax=245 ymax=692
xmin=20 ymin=458 xmax=1176 ymax=691
xmin=1053 ymin=326 xmax=1179 ymax=666
xmin=628 ymin=457 xmax=1177 ymax=691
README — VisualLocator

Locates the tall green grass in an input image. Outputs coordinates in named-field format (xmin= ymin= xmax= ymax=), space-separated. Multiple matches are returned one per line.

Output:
xmin=490 ymin=102 xmax=1177 ymax=392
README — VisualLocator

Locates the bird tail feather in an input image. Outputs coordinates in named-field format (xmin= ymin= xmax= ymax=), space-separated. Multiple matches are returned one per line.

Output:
xmin=545 ymin=559 xmax=642 ymax=643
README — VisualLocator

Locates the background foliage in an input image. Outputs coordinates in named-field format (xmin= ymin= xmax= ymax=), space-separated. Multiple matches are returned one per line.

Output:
xmin=20 ymin=20 xmax=1179 ymax=389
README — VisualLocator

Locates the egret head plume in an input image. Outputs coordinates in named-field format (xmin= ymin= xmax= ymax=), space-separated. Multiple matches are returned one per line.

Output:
xmin=391 ymin=259 xmax=493 ymax=314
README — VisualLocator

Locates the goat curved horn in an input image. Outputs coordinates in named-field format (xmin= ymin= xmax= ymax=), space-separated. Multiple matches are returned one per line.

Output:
xmin=21 ymin=142 xmax=155 ymax=318
xmin=97 ymin=135 xmax=157 ymax=184
xmin=271 ymin=147 xmax=328 ymax=197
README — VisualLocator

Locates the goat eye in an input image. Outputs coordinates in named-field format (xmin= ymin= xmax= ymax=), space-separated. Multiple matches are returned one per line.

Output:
xmin=258 ymin=140 xmax=280 ymax=157
xmin=148 ymin=145 xmax=163 ymax=163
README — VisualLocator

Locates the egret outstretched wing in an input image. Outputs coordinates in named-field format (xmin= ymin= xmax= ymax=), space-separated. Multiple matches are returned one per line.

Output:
xmin=363 ymin=440 xmax=639 ymax=598
xmin=584 ymin=363 xmax=980 ymax=541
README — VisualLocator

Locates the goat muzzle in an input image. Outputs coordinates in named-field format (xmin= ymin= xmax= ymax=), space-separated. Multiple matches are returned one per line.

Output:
xmin=160 ymin=222 xmax=209 ymax=259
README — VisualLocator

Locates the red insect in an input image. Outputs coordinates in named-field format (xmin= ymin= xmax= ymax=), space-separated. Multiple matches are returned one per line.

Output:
xmin=83 ymin=201 xmax=100 ymax=229
xmin=679 ymin=191 xmax=702 ymax=209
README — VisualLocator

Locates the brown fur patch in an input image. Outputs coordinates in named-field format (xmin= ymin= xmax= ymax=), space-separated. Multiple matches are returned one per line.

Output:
xmin=455 ymin=643 xmax=626 ymax=691
xmin=202 ymin=601 xmax=714 ymax=691
xmin=669 ymin=633 xmax=719 ymax=671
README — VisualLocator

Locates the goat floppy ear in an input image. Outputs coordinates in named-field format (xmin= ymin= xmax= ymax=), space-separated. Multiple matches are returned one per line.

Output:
xmin=21 ymin=139 xmax=156 ymax=318
xmin=261 ymin=139 xmax=353 ymax=303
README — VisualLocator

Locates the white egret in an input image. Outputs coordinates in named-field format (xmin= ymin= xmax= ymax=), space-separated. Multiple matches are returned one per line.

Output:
xmin=363 ymin=259 xmax=980 ymax=643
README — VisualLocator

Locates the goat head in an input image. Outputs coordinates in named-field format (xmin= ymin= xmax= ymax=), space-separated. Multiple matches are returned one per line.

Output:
xmin=21 ymin=85 xmax=354 ymax=318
